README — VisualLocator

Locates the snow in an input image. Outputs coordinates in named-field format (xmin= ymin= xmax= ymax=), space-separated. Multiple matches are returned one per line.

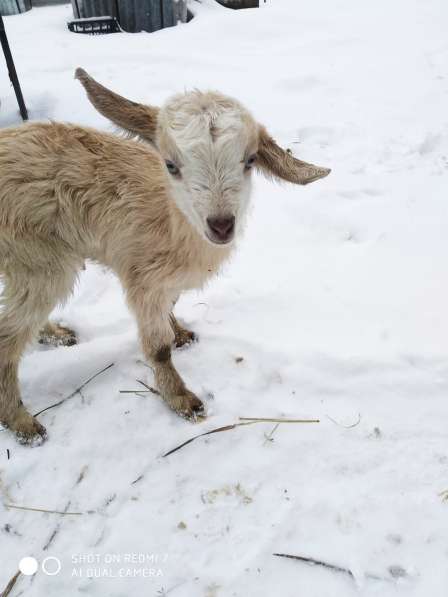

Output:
xmin=1 ymin=0 xmax=448 ymax=595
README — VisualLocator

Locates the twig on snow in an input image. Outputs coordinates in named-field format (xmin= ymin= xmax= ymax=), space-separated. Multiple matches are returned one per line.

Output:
xmin=263 ymin=423 xmax=280 ymax=445
xmin=1 ymin=570 xmax=21 ymax=597
xmin=43 ymin=501 xmax=74 ymax=551
xmin=2 ymin=468 xmax=89 ymax=595
xmin=326 ymin=413 xmax=361 ymax=429
xmin=34 ymin=363 xmax=114 ymax=417
xmin=274 ymin=552 xmax=354 ymax=578
xmin=163 ymin=422 xmax=256 ymax=457
xmin=273 ymin=552 xmax=398 ymax=582
xmin=136 ymin=379 xmax=160 ymax=394
xmin=42 ymin=467 xmax=90 ymax=552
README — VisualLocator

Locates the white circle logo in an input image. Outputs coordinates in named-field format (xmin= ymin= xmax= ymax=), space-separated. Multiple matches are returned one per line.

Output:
xmin=19 ymin=557 xmax=38 ymax=576
xmin=41 ymin=556 xmax=61 ymax=576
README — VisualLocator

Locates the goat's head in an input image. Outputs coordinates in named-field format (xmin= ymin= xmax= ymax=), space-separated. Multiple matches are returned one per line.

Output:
xmin=75 ymin=68 xmax=330 ymax=247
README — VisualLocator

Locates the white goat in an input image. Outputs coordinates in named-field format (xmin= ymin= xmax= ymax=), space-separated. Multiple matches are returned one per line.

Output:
xmin=0 ymin=68 xmax=330 ymax=444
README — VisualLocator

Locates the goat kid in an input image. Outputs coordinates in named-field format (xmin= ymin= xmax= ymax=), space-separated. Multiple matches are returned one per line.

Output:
xmin=0 ymin=68 xmax=330 ymax=444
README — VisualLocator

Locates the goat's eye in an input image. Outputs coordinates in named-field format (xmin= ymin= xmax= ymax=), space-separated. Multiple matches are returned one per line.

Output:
xmin=244 ymin=154 xmax=257 ymax=170
xmin=165 ymin=160 xmax=180 ymax=176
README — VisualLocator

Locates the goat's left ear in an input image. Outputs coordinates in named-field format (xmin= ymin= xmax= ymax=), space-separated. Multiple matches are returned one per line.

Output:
xmin=75 ymin=68 xmax=159 ymax=144
xmin=256 ymin=125 xmax=331 ymax=185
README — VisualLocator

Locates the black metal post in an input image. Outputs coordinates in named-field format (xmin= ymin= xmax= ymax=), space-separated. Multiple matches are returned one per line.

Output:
xmin=114 ymin=0 xmax=120 ymax=23
xmin=160 ymin=0 xmax=164 ymax=28
xmin=73 ymin=0 xmax=81 ymax=19
xmin=0 ymin=14 xmax=28 ymax=120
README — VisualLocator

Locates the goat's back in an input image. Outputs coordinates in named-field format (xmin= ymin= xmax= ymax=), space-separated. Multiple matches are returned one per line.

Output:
xmin=0 ymin=121 xmax=169 ymax=243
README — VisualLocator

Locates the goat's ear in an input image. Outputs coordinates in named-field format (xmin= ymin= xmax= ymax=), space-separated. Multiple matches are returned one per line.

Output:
xmin=75 ymin=68 xmax=159 ymax=143
xmin=256 ymin=125 xmax=331 ymax=185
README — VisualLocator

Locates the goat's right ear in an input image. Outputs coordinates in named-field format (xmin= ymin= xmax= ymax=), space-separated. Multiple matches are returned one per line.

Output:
xmin=75 ymin=68 xmax=159 ymax=144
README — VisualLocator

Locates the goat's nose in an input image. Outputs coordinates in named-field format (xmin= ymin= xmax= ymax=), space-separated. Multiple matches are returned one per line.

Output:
xmin=207 ymin=215 xmax=235 ymax=242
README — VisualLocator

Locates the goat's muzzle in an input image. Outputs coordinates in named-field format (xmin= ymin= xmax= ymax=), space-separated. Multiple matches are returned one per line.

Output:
xmin=206 ymin=215 xmax=235 ymax=245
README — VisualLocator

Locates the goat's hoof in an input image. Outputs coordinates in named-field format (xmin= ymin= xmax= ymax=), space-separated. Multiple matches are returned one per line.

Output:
xmin=174 ymin=329 xmax=197 ymax=349
xmin=167 ymin=391 xmax=205 ymax=422
xmin=39 ymin=323 xmax=77 ymax=348
xmin=5 ymin=409 xmax=47 ymax=446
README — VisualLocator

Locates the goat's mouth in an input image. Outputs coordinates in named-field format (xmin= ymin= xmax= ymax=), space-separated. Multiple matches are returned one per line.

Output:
xmin=205 ymin=215 xmax=235 ymax=245
xmin=205 ymin=231 xmax=235 ymax=246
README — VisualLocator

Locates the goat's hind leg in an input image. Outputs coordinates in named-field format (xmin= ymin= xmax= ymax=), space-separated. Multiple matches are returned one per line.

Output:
xmin=39 ymin=321 xmax=77 ymax=347
xmin=0 ymin=269 xmax=76 ymax=444
xmin=0 ymin=279 xmax=47 ymax=444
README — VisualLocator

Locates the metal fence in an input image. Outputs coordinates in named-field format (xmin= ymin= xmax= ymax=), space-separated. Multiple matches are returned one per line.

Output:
xmin=71 ymin=0 xmax=177 ymax=32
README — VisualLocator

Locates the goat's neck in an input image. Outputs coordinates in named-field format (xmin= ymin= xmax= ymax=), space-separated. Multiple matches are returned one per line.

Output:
xmin=168 ymin=198 xmax=234 ymax=290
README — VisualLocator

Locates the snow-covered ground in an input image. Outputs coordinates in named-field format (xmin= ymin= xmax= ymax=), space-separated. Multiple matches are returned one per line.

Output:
xmin=1 ymin=0 xmax=447 ymax=595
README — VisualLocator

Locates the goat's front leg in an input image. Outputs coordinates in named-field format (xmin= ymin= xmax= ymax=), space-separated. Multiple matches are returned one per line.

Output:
xmin=130 ymin=291 xmax=204 ymax=420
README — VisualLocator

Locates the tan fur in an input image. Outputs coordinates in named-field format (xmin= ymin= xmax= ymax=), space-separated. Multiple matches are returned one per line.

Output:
xmin=38 ymin=322 xmax=77 ymax=347
xmin=75 ymin=69 xmax=330 ymax=185
xmin=0 ymin=122 xmax=229 ymax=443
xmin=75 ymin=68 xmax=159 ymax=144
xmin=0 ymin=72 xmax=330 ymax=445
xmin=170 ymin=314 xmax=196 ymax=348
xmin=257 ymin=125 xmax=331 ymax=184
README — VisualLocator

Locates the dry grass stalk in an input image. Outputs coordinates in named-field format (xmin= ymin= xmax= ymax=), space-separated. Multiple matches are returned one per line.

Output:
xmin=240 ymin=417 xmax=320 ymax=424
xmin=120 ymin=379 xmax=160 ymax=396
xmin=163 ymin=417 xmax=319 ymax=457
xmin=1 ymin=570 xmax=21 ymax=597
xmin=5 ymin=504 xmax=84 ymax=515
